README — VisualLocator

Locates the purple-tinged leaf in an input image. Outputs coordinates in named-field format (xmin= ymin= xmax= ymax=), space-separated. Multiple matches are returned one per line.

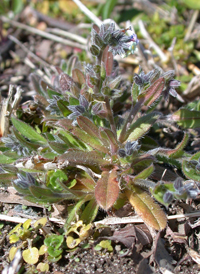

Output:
xmin=86 ymin=74 xmax=95 ymax=88
xmin=75 ymin=170 xmax=96 ymax=191
xmin=72 ymin=68 xmax=86 ymax=86
xmin=92 ymin=24 xmax=100 ymax=33
xmin=102 ymin=46 xmax=113 ymax=76
xmin=100 ymin=128 xmax=119 ymax=154
xmin=56 ymin=67 xmax=74 ymax=92
xmin=30 ymin=74 xmax=46 ymax=97
xmin=95 ymin=169 xmax=119 ymax=210
xmin=125 ymin=185 xmax=167 ymax=230
xmin=56 ymin=119 xmax=74 ymax=131
xmin=77 ymin=116 xmax=100 ymax=139
xmin=138 ymin=77 xmax=165 ymax=107
xmin=34 ymin=94 xmax=49 ymax=108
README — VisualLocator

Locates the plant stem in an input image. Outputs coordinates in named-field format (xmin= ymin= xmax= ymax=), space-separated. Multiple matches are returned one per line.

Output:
xmin=104 ymin=96 xmax=117 ymax=137
xmin=119 ymin=97 xmax=145 ymax=143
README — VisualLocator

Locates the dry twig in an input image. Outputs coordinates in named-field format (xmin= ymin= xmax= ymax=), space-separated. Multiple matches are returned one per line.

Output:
xmin=1 ymin=16 xmax=86 ymax=50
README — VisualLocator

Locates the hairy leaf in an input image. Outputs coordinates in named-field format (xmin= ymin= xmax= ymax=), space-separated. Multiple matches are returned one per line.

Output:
xmin=168 ymin=132 xmax=189 ymax=159
xmin=77 ymin=116 xmax=100 ymax=139
xmin=59 ymin=150 xmax=110 ymax=167
xmin=30 ymin=74 xmax=46 ymax=97
xmin=125 ymin=186 xmax=167 ymax=230
xmin=72 ymin=68 xmax=86 ymax=86
xmin=138 ymin=77 xmax=165 ymax=107
xmin=125 ymin=112 xmax=161 ymax=142
xmin=29 ymin=186 xmax=75 ymax=203
xmin=100 ymin=128 xmax=119 ymax=154
xmin=65 ymin=195 xmax=92 ymax=228
xmin=11 ymin=117 xmax=47 ymax=145
xmin=80 ymin=198 xmax=99 ymax=224
xmin=0 ymin=154 xmax=17 ymax=164
xmin=48 ymin=141 xmax=69 ymax=154
xmin=57 ymin=100 xmax=70 ymax=117
xmin=134 ymin=164 xmax=155 ymax=180
xmin=58 ymin=118 xmax=108 ymax=153
xmin=172 ymin=108 xmax=200 ymax=129
xmin=13 ymin=128 xmax=40 ymax=151
xmin=182 ymin=152 xmax=200 ymax=182
xmin=95 ymin=169 xmax=119 ymax=210
xmin=75 ymin=170 xmax=96 ymax=191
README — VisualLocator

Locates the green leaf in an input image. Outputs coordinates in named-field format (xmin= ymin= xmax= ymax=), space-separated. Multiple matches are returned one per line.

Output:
xmin=22 ymin=247 xmax=39 ymax=265
xmin=29 ymin=186 xmax=75 ymax=203
xmin=0 ymin=173 xmax=17 ymax=184
xmin=47 ymin=88 xmax=61 ymax=99
xmin=73 ymin=127 xmax=109 ymax=152
xmin=80 ymin=199 xmax=99 ymax=224
xmin=172 ymin=108 xmax=200 ymax=129
xmin=58 ymin=129 xmax=85 ymax=149
xmin=57 ymin=100 xmax=70 ymax=117
xmin=48 ymin=141 xmax=69 ymax=154
xmin=11 ymin=117 xmax=47 ymax=145
xmin=125 ymin=185 xmax=167 ymax=230
xmin=125 ymin=112 xmax=161 ymax=142
xmin=182 ymin=0 xmax=200 ymax=9
xmin=64 ymin=195 xmax=91 ymax=228
xmin=12 ymin=0 xmax=23 ymax=14
xmin=134 ymin=164 xmax=154 ymax=180
xmin=102 ymin=0 xmax=118 ymax=19
xmin=169 ymin=132 xmax=189 ymax=159
xmin=44 ymin=235 xmax=64 ymax=249
xmin=0 ymin=154 xmax=17 ymax=164
xmin=95 ymin=169 xmax=119 ymax=210
xmin=13 ymin=128 xmax=40 ymax=151
xmin=47 ymin=247 xmax=62 ymax=258
xmin=151 ymin=182 xmax=175 ymax=206
xmin=131 ymin=82 xmax=140 ymax=104
xmin=182 ymin=152 xmax=200 ymax=182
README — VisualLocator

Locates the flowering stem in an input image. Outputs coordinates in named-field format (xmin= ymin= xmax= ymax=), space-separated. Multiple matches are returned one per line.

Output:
xmin=93 ymin=51 xmax=103 ymax=93
xmin=104 ymin=96 xmax=117 ymax=137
